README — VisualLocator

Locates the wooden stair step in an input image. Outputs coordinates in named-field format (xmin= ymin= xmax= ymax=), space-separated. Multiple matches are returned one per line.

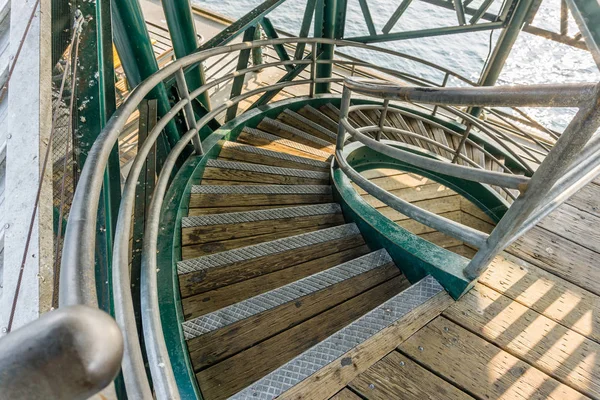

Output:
xmin=319 ymin=103 xmax=341 ymax=122
xmin=188 ymin=184 xmax=333 ymax=209
xmin=182 ymin=244 xmax=372 ymax=318
xmin=182 ymin=202 xmax=342 ymax=245
xmin=257 ymin=117 xmax=335 ymax=153
xmin=298 ymin=105 xmax=339 ymax=133
xmin=277 ymin=109 xmax=338 ymax=143
xmin=198 ymin=274 xmax=409 ymax=400
xmin=238 ymin=127 xmax=332 ymax=161
xmin=229 ymin=276 xmax=445 ymax=400
xmin=178 ymin=223 xmax=365 ymax=297
xmin=202 ymin=159 xmax=330 ymax=186
xmin=219 ymin=141 xmax=330 ymax=171
xmin=182 ymin=249 xmax=395 ymax=340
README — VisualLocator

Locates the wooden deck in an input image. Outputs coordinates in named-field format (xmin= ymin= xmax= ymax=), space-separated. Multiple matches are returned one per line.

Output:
xmin=329 ymin=178 xmax=600 ymax=400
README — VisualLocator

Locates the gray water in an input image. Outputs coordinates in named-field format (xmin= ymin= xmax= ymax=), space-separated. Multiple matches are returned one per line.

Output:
xmin=193 ymin=0 xmax=599 ymax=130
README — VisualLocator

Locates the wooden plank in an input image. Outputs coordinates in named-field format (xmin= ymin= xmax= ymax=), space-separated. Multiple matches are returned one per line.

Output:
xmin=187 ymin=262 xmax=401 ymax=370
xmin=354 ymin=172 xmax=430 ymax=195
xmin=459 ymin=197 xmax=495 ymax=224
xmin=188 ymin=204 xmax=297 ymax=216
xmin=237 ymin=130 xmax=330 ymax=161
xmin=189 ymin=191 xmax=333 ymax=208
xmin=202 ymin=166 xmax=329 ymax=185
xmin=568 ymin=183 xmax=600 ymax=219
xmin=359 ymin=168 xmax=406 ymax=180
xmin=460 ymin=212 xmax=495 ymax=234
xmin=329 ymin=388 xmax=362 ymax=400
xmin=478 ymin=253 xmax=600 ymax=344
xmin=257 ymin=119 xmax=335 ymax=153
xmin=377 ymin=195 xmax=462 ymax=221
xmin=397 ymin=211 xmax=463 ymax=235
xmin=278 ymin=291 xmax=454 ymax=400
xmin=349 ymin=351 xmax=473 ymax=400
xmin=182 ymin=213 xmax=343 ymax=245
xmin=179 ymin=234 xmax=365 ymax=298
xmin=199 ymin=179 xmax=265 ymax=186
xmin=536 ymin=203 xmax=600 ymax=254
xmin=446 ymin=244 xmax=477 ymax=258
xmin=444 ymin=284 xmax=600 ymax=399
xmin=508 ymin=227 xmax=600 ymax=296
xmin=418 ymin=231 xmax=463 ymax=248
xmin=197 ymin=276 xmax=409 ymax=400
xmin=277 ymin=112 xmax=337 ymax=144
xmin=298 ymin=106 xmax=338 ymax=133
xmin=182 ymin=222 xmax=341 ymax=259
xmin=182 ymin=244 xmax=371 ymax=319
xmin=362 ymin=183 xmax=456 ymax=209
xmin=218 ymin=148 xmax=329 ymax=172
xmin=430 ymin=126 xmax=455 ymax=160
xmin=399 ymin=317 xmax=587 ymax=400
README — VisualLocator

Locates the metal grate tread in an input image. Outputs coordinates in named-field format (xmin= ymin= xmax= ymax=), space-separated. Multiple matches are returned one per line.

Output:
xmin=230 ymin=275 xmax=443 ymax=400
xmin=182 ymin=203 xmax=340 ymax=228
xmin=177 ymin=223 xmax=360 ymax=275
xmin=182 ymin=249 xmax=393 ymax=339
xmin=205 ymin=159 xmax=330 ymax=180
xmin=221 ymin=141 xmax=329 ymax=168
xmin=281 ymin=109 xmax=337 ymax=141
xmin=260 ymin=117 xmax=333 ymax=148
xmin=190 ymin=184 xmax=331 ymax=195
xmin=242 ymin=127 xmax=332 ymax=159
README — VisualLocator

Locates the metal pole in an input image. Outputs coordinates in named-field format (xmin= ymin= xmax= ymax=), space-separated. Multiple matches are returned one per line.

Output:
xmin=377 ymin=99 xmax=389 ymax=141
xmin=175 ymin=68 xmax=203 ymax=154
xmin=465 ymin=87 xmax=600 ymax=279
xmin=310 ymin=42 xmax=317 ymax=98
xmin=451 ymin=123 xmax=473 ymax=163
xmin=252 ymin=24 xmax=264 ymax=70
xmin=336 ymin=86 xmax=352 ymax=151
xmin=315 ymin=0 xmax=337 ymax=93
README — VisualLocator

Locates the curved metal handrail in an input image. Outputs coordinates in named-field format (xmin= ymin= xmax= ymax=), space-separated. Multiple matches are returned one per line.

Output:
xmin=60 ymin=37 xmax=584 ymax=399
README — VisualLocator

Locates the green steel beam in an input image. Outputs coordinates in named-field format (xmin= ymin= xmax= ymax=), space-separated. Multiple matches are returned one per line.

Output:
xmin=197 ymin=0 xmax=287 ymax=51
xmin=315 ymin=0 xmax=336 ymax=93
xmin=226 ymin=27 xmax=256 ymax=122
xmin=470 ymin=0 xmax=495 ymax=24
xmin=261 ymin=17 xmax=293 ymax=71
xmin=566 ymin=0 xmax=600 ymax=69
xmin=112 ymin=0 xmax=180 ymax=147
xmin=357 ymin=0 xmax=377 ymax=36
xmin=252 ymin=24 xmax=264 ymax=68
xmin=294 ymin=0 xmax=317 ymax=59
xmin=453 ymin=0 xmax=467 ymax=25
xmin=347 ymin=21 xmax=504 ymax=43
xmin=334 ymin=0 xmax=348 ymax=39
xmin=382 ymin=0 xmax=413 ymax=34
xmin=161 ymin=0 xmax=211 ymax=112
xmin=419 ymin=0 xmax=499 ymax=22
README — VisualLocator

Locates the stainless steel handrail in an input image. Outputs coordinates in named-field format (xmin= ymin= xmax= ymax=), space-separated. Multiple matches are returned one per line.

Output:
xmin=60 ymin=37 xmax=586 ymax=399
xmin=336 ymin=79 xmax=600 ymax=285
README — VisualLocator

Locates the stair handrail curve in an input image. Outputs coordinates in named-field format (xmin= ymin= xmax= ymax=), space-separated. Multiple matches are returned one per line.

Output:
xmin=52 ymin=37 xmax=581 ymax=399
xmin=336 ymin=77 xmax=600 ymax=284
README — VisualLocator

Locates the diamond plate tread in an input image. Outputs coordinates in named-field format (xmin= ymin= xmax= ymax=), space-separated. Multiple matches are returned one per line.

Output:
xmin=281 ymin=109 xmax=337 ymax=141
xmin=191 ymin=184 xmax=331 ymax=195
xmin=182 ymin=249 xmax=393 ymax=340
xmin=182 ymin=203 xmax=341 ymax=228
xmin=229 ymin=275 xmax=444 ymax=400
xmin=242 ymin=127 xmax=332 ymax=160
xmin=177 ymin=223 xmax=360 ymax=275
xmin=301 ymin=105 xmax=338 ymax=130
xmin=221 ymin=141 xmax=330 ymax=168
xmin=205 ymin=159 xmax=330 ymax=180
xmin=260 ymin=117 xmax=333 ymax=148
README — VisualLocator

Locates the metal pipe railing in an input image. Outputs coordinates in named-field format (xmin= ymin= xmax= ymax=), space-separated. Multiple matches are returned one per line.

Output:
xmin=335 ymin=76 xmax=600 ymax=285
xmin=58 ymin=37 xmax=587 ymax=399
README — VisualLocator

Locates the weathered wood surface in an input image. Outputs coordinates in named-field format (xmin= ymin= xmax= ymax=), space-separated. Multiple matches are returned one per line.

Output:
xmin=399 ymin=317 xmax=588 ymax=400
xmin=202 ymin=166 xmax=329 ymax=185
xmin=329 ymin=389 xmax=362 ymax=400
xmin=444 ymin=284 xmax=600 ymax=399
xmin=189 ymin=191 xmax=333 ymax=208
xmin=349 ymin=351 xmax=473 ymax=400
xmin=197 ymin=276 xmax=408 ymax=400
xmin=278 ymin=291 xmax=454 ymax=400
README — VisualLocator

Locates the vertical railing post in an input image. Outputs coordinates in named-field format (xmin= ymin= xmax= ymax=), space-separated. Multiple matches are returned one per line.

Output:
xmin=175 ymin=68 xmax=203 ymax=155
xmin=432 ymin=72 xmax=449 ymax=116
xmin=310 ymin=42 xmax=317 ymax=98
xmin=451 ymin=123 xmax=472 ymax=163
xmin=337 ymin=86 xmax=352 ymax=151
xmin=377 ymin=99 xmax=389 ymax=141
xmin=464 ymin=87 xmax=600 ymax=280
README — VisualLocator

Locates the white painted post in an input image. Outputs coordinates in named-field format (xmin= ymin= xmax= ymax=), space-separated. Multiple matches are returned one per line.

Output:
xmin=0 ymin=0 xmax=52 ymax=334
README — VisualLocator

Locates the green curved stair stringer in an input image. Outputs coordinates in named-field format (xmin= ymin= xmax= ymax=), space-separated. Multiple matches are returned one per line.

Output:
xmin=332 ymin=140 xmax=509 ymax=300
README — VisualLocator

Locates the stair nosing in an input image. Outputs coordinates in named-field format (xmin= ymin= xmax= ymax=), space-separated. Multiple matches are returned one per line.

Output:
xmin=221 ymin=141 xmax=330 ymax=168
xmin=229 ymin=275 xmax=444 ymax=400
xmin=181 ymin=248 xmax=393 ymax=340
xmin=190 ymin=184 xmax=332 ymax=195
xmin=260 ymin=117 xmax=333 ymax=148
xmin=205 ymin=159 xmax=330 ymax=180
xmin=281 ymin=109 xmax=337 ymax=141
xmin=302 ymin=105 xmax=338 ymax=131
xmin=182 ymin=202 xmax=340 ymax=228
xmin=177 ymin=223 xmax=360 ymax=275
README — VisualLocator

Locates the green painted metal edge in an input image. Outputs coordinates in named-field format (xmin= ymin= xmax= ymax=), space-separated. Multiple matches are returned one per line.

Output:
xmin=333 ymin=140 xmax=508 ymax=299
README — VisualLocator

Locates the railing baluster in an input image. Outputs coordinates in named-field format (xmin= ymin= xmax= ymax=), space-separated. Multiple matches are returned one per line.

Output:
xmin=337 ymin=86 xmax=352 ymax=151
xmin=451 ymin=123 xmax=472 ymax=163
xmin=310 ymin=42 xmax=317 ymax=98
xmin=175 ymin=68 xmax=203 ymax=155
xmin=377 ymin=99 xmax=389 ymax=141
xmin=432 ymin=72 xmax=449 ymax=116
